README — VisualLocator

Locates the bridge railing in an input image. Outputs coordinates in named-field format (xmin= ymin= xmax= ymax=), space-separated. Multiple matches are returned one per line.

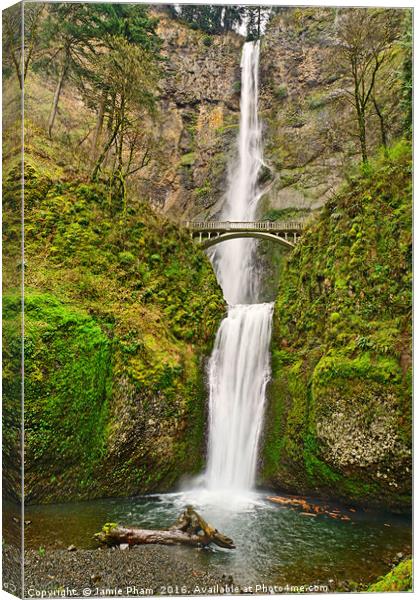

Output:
xmin=183 ymin=220 xmax=306 ymax=232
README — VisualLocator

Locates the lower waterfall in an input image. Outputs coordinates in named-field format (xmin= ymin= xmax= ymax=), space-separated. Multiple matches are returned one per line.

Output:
xmin=205 ymin=303 xmax=273 ymax=491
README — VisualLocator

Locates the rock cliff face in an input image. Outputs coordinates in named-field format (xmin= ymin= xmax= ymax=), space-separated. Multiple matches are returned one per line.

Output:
xmin=138 ymin=14 xmax=243 ymax=218
xmin=258 ymin=8 xmax=404 ymax=220
xmin=142 ymin=8 xmax=404 ymax=226
xmin=2 ymin=9 xmax=411 ymax=509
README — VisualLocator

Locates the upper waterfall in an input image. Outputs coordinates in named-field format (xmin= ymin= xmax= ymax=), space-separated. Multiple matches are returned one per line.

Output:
xmin=211 ymin=41 xmax=263 ymax=305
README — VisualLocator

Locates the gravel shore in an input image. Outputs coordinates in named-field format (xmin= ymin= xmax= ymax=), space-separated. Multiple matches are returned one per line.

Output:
xmin=22 ymin=546 xmax=238 ymax=597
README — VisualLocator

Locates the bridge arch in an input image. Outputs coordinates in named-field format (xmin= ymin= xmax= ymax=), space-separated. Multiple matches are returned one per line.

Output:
xmin=201 ymin=231 xmax=296 ymax=250
xmin=184 ymin=220 xmax=305 ymax=250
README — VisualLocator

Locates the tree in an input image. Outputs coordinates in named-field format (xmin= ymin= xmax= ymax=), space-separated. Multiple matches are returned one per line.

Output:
xmin=400 ymin=11 xmax=412 ymax=135
xmin=38 ymin=3 xmax=100 ymax=137
xmin=173 ymin=5 xmax=244 ymax=34
xmin=245 ymin=7 xmax=262 ymax=41
xmin=89 ymin=36 xmax=160 ymax=212
xmin=335 ymin=9 xmax=401 ymax=163
xmin=83 ymin=3 xmax=160 ymax=158
xmin=2 ymin=3 xmax=44 ymax=88
xmin=38 ymin=3 xmax=160 ymax=138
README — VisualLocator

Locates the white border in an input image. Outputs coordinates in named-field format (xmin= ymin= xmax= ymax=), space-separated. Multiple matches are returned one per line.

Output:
xmin=0 ymin=2 xmax=415 ymax=600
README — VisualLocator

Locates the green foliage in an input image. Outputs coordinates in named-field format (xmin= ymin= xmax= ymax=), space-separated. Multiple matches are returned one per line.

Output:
xmin=32 ymin=2 xmax=162 ymax=200
xmin=3 ymin=161 xmax=225 ymax=502
xmin=303 ymin=434 xmax=341 ymax=485
xmin=180 ymin=152 xmax=197 ymax=167
xmin=263 ymin=142 xmax=412 ymax=508
xmin=368 ymin=559 xmax=412 ymax=592
xmin=313 ymin=353 xmax=401 ymax=387
xmin=307 ymin=92 xmax=327 ymax=110
xmin=232 ymin=81 xmax=241 ymax=94
xmin=400 ymin=12 xmax=413 ymax=135
xmin=275 ymin=140 xmax=411 ymax=350
xmin=89 ymin=35 xmax=161 ymax=204
xmin=274 ymin=84 xmax=288 ymax=100
xmin=3 ymin=3 xmax=43 ymax=86
xmin=194 ymin=182 xmax=212 ymax=200
xmin=245 ymin=7 xmax=263 ymax=41
xmin=4 ymin=292 xmax=112 ymax=501
xmin=37 ymin=3 xmax=160 ymax=74
xmin=172 ymin=5 xmax=244 ymax=35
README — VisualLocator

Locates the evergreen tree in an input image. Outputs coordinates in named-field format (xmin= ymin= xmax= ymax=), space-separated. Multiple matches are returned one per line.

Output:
xmin=245 ymin=7 xmax=262 ymax=41
xmin=174 ymin=5 xmax=244 ymax=34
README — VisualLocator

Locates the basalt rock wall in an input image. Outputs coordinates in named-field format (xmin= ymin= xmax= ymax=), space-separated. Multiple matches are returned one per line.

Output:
xmin=138 ymin=15 xmax=243 ymax=219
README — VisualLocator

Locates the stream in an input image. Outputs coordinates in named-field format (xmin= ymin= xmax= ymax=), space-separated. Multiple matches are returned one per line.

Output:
xmin=22 ymin=492 xmax=411 ymax=588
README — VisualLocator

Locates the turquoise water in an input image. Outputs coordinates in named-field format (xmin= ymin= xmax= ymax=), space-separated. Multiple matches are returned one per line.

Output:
xmin=21 ymin=491 xmax=411 ymax=588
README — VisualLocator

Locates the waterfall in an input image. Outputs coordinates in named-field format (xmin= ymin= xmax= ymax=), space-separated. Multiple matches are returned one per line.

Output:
xmin=211 ymin=41 xmax=263 ymax=305
xmin=205 ymin=41 xmax=274 ymax=493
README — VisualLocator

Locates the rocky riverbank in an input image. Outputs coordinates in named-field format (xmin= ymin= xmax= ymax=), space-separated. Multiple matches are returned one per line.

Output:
xmin=12 ymin=545 xmax=411 ymax=596
xmin=22 ymin=546 xmax=233 ymax=597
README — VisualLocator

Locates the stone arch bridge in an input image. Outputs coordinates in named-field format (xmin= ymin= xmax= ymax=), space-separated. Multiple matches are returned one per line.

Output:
xmin=184 ymin=220 xmax=305 ymax=250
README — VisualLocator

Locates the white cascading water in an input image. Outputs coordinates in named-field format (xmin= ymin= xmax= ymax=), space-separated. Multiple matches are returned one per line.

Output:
xmin=205 ymin=41 xmax=274 ymax=493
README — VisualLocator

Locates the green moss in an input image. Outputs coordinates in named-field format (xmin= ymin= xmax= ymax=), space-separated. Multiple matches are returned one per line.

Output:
xmin=368 ymin=559 xmax=412 ymax=592
xmin=3 ymin=292 xmax=112 ymax=501
xmin=307 ymin=91 xmax=327 ymax=110
xmin=201 ymin=34 xmax=213 ymax=47
xmin=180 ymin=152 xmax=197 ymax=167
xmin=303 ymin=434 xmax=341 ymax=485
xmin=232 ymin=80 xmax=241 ymax=94
xmin=274 ymin=84 xmax=288 ymax=100
xmin=3 ymin=161 xmax=225 ymax=503
xmin=194 ymin=181 xmax=212 ymax=201
xmin=263 ymin=141 xmax=412 ymax=509
xmin=313 ymin=353 xmax=402 ymax=388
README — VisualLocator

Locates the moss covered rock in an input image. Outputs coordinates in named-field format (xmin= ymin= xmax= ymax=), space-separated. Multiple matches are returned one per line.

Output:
xmin=262 ymin=142 xmax=412 ymax=510
xmin=3 ymin=168 xmax=225 ymax=503
xmin=368 ymin=559 xmax=412 ymax=592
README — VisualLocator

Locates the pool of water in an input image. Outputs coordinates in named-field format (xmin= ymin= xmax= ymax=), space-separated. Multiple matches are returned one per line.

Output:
xmin=20 ymin=490 xmax=411 ymax=588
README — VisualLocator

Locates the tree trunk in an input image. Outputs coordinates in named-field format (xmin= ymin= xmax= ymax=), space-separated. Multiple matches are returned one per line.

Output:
xmin=95 ymin=507 xmax=235 ymax=550
xmin=355 ymin=99 xmax=368 ymax=164
xmin=359 ymin=113 xmax=368 ymax=163
xmin=91 ymin=92 xmax=107 ymax=160
xmin=48 ymin=49 xmax=70 ymax=139
xmin=372 ymin=95 xmax=388 ymax=150
xmin=91 ymin=119 xmax=121 ymax=182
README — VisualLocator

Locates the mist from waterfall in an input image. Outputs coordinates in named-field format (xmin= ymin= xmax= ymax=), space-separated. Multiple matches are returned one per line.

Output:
xmin=205 ymin=41 xmax=274 ymax=493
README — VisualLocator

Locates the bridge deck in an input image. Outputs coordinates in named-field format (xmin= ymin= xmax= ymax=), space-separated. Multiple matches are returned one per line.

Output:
xmin=184 ymin=220 xmax=305 ymax=233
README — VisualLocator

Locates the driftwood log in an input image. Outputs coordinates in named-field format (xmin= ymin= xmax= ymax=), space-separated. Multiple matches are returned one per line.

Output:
xmin=95 ymin=505 xmax=235 ymax=549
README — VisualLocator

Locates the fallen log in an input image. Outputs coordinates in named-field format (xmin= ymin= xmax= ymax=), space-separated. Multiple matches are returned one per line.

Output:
xmin=95 ymin=505 xmax=235 ymax=550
